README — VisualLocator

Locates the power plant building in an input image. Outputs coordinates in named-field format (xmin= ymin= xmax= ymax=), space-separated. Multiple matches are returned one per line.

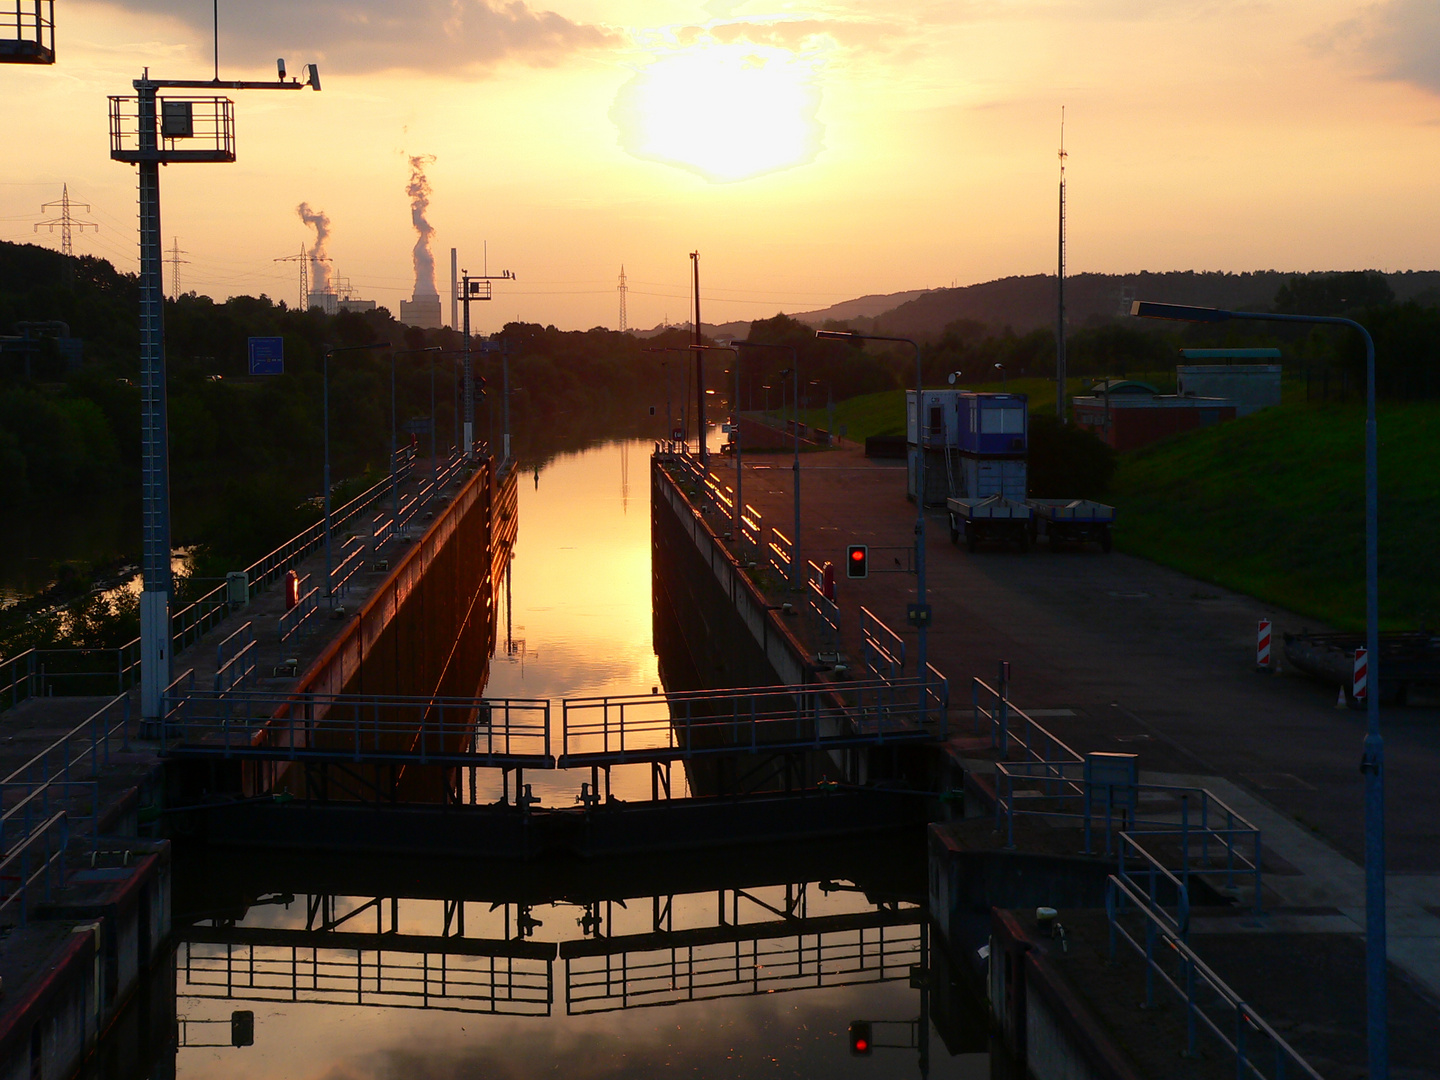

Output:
xmin=400 ymin=295 xmax=442 ymax=329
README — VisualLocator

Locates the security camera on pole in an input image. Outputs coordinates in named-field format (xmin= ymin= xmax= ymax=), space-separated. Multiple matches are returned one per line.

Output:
xmin=109 ymin=45 xmax=320 ymax=725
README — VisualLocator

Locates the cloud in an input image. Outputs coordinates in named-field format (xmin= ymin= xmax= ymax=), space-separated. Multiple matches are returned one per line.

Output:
xmin=106 ymin=0 xmax=617 ymax=74
xmin=1318 ymin=0 xmax=1440 ymax=95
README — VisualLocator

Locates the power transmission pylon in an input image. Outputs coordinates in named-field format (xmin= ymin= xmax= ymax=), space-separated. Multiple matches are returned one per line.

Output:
xmin=274 ymin=244 xmax=328 ymax=310
xmin=35 ymin=184 xmax=98 ymax=256
xmin=168 ymin=237 xmax=190 ymax=298
xmin=618 ymin=265 xmax=628 ymax=332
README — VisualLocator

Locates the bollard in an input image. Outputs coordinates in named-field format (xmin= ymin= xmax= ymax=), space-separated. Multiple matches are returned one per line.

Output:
xmin=1352 ymin=647 xmax=1368 ymax=703
xmin=1255 ymin=619 xmax=1272 ymax=672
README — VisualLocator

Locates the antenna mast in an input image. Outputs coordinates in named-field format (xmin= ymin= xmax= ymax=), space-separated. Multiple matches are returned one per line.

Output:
xmin=1056 ymin=107 xmax=1068 ymax=423
xmin=618 ymin=265 xmax=628 ymax=332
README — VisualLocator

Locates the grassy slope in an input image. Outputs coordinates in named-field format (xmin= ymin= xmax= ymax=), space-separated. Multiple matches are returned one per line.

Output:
xmin=1109 ymin=401 xmax=1438 ymax=631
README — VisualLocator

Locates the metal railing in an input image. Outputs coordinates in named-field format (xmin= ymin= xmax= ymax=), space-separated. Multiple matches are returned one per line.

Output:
xmin=329 ymin=537 xmax=366 ymax=598
xmin=1 ymin=780 xmax=98 ymax=855
xmin=179 ymin=940 xmax=553 ymax=1016
xmin=0 ymin=644 xmax=142 ymax=705
xmin=278 ymin=587 xmax=320 ymax=645
xmin=1106 ymin=874 xmax=1322 ymax=1079
xmin=767 ymin=527 xmax=794 ymax=585
xmin=740 ymin=503 xmax=763 ymax=557
xmin=992 ymin=761 xmax=1263 ymax=913
xmin=214 ymin=622 xmax=256 ymax=695
xmin=160 ymin=689 xmax=552 ymax=767
xmin=559 ymin=678 xmax=940 ymax=766
xmin=0 ymin=692 xmax=130 ymax=792
xmin=565 ymin=919 xmax=921 ymax=1014
xmin=972 ymin=676 xmax=1081 ymax=764
xmin=860 ymin=606 xmax=906 ymax=679
xmin=805 ymin=560 xmax=841 ymax=656
xmin=0 ymin=811 xmax=68 ymax=927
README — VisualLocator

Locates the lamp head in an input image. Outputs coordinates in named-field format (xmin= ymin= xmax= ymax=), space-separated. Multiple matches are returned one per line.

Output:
xmin=277 ymin=58 xmax=286 ymax=80
xmin=1130 ymin=300 xmax=1230 ymax=323
xmin=306 ymin=63 xmax=321 ymax=91
xmin=815 ymin=329 xmax=863 ymax=343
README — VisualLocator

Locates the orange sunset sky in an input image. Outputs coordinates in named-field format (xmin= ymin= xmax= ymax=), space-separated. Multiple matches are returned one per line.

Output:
xmin=3 ymin=0 xmax=1439 ymax=331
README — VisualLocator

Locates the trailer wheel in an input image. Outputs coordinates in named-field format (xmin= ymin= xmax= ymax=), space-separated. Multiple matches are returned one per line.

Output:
xmin=965 ymin=525 xmax=978 ymax=552
xmin=1100 ymin=526 xmax=1113 ymax=554
xmin=949 ymin=515 xmax=960 ymax=545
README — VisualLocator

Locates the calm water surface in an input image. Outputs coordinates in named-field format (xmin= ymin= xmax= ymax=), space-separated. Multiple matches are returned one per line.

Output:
xmin=167 ymin=440 xmax=987 ymax=1079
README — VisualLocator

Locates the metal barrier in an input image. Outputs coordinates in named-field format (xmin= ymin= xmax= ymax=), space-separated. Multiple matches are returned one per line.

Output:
xmin=1106 ymin=874 xmax=1322 ymax=1079
xmin=740 ymin=503 xmax=763 ymax=557
xmin=993 ymin=760 xmax=1263 ymax=912
xmin=0 ymin=692 xmax=129 ymax=790
xmin=180 ymin=940 xmax=552 ymax=1016
xmin=214 ymin=622 xmax=257 ymax=695
xmin=0 ymin=811 xmax=68 ymax=927
xmin=160 ymin=689 xmax=552 ymax=768
xmin=559 ymin=678 xmax=940 ymax=766
xmin=278 ymin=587 xmax=320 ymax=644
xmin=329 ymin=537 xmax=366 ymax=597
xmin=1 ymin=780 xmax=98 ymax=855
xmin=860 ymin=607 xmax=906 ymax=679
xmin=565 ymin=917 xmax=921 ymax=1014
xmin=972 ymin=676 xmax=1081 ymax=764
xmin=805 ymin=560 xmax=841 ymax=657
xmin=767 ymin=527 xmax=794 ymax=584
xmin=0 ymin=645 xmax=141 ymax=704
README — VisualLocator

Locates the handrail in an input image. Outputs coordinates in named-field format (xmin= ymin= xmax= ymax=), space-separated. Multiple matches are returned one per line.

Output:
xmin=0 ymin=811 xmax=68 ymax=928
xmin=860 ymin=607 xmax=905 ymax=679
xmin=1106 ymin=874 xmax=1323 ymax=1079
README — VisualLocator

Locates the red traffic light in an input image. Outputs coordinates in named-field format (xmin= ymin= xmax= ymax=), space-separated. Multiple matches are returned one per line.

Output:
xmin=846 ymin=544 xmax=868 ymax=579
xmin=848 ymin=1020 xmax=873 ymax=1056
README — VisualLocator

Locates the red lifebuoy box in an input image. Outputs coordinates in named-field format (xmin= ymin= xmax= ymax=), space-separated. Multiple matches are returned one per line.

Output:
xmin=822 ymin=561 xmax=836 ymax=601
xmin=284 ymin=570 xmax=300 ymax=610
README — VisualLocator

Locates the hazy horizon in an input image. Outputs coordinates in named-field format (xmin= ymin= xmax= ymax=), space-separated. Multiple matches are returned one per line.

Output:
xmin=4 ymin=0 xmax=1439 ymax=332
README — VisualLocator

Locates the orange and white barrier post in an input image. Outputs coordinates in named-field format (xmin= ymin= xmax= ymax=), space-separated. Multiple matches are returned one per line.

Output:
xmin=1256 ymin=619 xmax=1272 ymax=672
xmin=1353 ymin=647 xmax=1368 ymax=703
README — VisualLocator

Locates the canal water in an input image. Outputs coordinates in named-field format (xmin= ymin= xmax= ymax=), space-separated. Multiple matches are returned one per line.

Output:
xmin=135 ymin=441 xmax=990 ymax=1078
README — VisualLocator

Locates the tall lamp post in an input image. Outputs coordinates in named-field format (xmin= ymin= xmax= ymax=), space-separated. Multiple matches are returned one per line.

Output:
xmin=323 ymin=342 xmax=388 ymax=600
xmin=1132 ymin=300 xmax=1387 ymax=1080
xmin=644 ymin=345 xmax=687 ymax=448
xmin=817 ymin=330 xmax=930 ymax=682
xmin=736 ymin=340 xmax=801 ymax=590
xmin=109 ymin=58 xmax=319 ymax=722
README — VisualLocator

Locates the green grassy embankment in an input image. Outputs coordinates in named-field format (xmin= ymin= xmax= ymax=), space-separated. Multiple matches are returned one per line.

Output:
xmin=1109 ymin=401 xmax=1439 ymax=631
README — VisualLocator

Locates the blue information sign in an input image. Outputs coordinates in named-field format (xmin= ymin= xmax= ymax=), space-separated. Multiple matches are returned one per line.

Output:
xmin=247 ymin=336 xmax=284 ymax=375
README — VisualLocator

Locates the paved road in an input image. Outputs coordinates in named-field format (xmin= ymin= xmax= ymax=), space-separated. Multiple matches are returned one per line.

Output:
xmin=726 ymin=445 xmax=1440 ymax=875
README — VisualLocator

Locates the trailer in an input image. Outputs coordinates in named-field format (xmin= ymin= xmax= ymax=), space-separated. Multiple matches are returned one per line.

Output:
xmin=1283 ymin=631 xmax=1440 ymax=706
xmin=947 ymin=495 xmax=1033 ymax=552
xmin=1025 ymin=498 xmax=1116 ymax=552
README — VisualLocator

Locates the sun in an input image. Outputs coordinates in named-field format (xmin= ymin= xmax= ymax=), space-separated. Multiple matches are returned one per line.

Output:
xmin=611 ymin=43 xmax=824 ymax=183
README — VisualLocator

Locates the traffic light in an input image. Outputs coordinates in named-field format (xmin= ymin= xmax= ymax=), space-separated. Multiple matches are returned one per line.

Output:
xmin=846 ymin=544 xmax=868 ymax=579
xmin=848 ymin=1020 xmax=873 ymax=1056
xmin=476 ymin=374 xmax=487 ymax=398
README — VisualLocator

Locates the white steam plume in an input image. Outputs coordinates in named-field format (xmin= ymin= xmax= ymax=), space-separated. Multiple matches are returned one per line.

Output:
xmin=297 ymin=202 xmax=334 ymax=293
xmin=407 ymin=155 xmax=439 ymax=299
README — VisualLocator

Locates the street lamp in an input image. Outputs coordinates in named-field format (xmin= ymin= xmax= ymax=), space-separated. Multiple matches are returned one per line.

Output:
xmin=323 ymin=342 xmax=388 ymax=601
xmin=735 ymin=340 xmax=801 ymax=590
xmin=1132 ymin=299 xmax=1387 ymax=1080
xmin=994 ymin=362 xmax=1007 ymax=390
xmin=947 ymin=371 xmax=962 ymax=386
xmin=817 ymin=329 xmax=930 ymax=682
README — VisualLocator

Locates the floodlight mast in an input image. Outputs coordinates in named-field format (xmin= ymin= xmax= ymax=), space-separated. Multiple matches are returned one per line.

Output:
xmin=113 ymin=61 xmax=319 ymax=725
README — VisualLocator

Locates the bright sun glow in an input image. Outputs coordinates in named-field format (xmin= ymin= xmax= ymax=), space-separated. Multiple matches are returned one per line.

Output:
xmin=611 ymin=44 xmax=824 ymax=183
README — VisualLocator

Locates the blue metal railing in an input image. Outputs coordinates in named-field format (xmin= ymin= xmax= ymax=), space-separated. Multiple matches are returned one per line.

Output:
xmin=1106 ymin=874 xmax=1322 ymax=1079
xmin=278 ymin=587 xmax=320 ymax=645
xmin=860 ymin=606 xmax=905 ymax=680
xmin=0 ymin=811 xmax=69 ymax=928
xmin=160 ymin=689 xmax=552 ymax=767
xmin=560 ymin=677 xmax=940 ymax=766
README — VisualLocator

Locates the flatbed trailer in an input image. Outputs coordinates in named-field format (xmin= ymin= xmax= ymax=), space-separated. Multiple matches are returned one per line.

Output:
xmin=947 ymin=496 xmax=1033 ymax=552
xmin=1025 ymin=498 xmax=1116 ymax=552
xmin=1283 ymin=631 xmax=1440 ymax=706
